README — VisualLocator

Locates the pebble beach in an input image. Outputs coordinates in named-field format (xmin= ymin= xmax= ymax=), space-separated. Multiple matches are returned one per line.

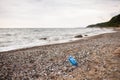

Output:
xmin=0 ymin=29 xmax=120 ymax=80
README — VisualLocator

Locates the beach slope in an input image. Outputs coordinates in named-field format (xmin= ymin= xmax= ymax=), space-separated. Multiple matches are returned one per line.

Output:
xmin=0 ymin=30 xmax=120 ymax=80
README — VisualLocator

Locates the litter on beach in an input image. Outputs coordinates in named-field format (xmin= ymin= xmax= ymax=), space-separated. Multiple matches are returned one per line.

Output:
xmin=68 ymin=56 xmax=78 ymax=66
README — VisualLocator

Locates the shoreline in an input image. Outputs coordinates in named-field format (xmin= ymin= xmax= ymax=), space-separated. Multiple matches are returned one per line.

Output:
xmin=0 ymin=28 xmax=114 ymax=53
xmin=0 ymin=29 xmax=115 ymax=53
xmin=0 ymin=28 xmax=120 ymax=80
xmin=0 ymin=33 xmax=113 ymax=53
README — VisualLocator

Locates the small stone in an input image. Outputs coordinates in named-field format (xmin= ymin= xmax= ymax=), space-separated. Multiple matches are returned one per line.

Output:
xmin=40 ymin=38 xmax=47 ymax=40
xmin=74 ymin=35 xmax=83 ymax=38
xmin=63 ymin=67 xmax=67 ymax=71
xmin=57 ymin=71 xmax=62 ymax=75
xmin=69 ymin=75 xmax=74 ymax=78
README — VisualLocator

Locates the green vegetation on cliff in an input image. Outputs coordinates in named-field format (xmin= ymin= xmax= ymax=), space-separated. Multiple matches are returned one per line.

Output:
xmin=87 ymin=14 xmax=120 ymax=27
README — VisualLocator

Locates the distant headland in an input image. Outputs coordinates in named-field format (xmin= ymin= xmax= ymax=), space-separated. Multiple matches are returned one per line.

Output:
xmin=87 ymin=14 xmax=120 ymax=27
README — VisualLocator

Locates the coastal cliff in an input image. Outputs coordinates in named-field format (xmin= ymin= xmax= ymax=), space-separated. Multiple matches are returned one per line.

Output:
xmin=87 ymin=14 xmax=120 ymax=27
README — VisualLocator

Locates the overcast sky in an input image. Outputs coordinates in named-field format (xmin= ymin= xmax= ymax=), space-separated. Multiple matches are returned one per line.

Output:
xmin=0 ymin=0 xmax=120 ymax=28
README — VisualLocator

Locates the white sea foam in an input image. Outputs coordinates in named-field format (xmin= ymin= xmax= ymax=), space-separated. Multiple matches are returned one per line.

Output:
xmin=0 ymin=28 xmax=115 ymax=52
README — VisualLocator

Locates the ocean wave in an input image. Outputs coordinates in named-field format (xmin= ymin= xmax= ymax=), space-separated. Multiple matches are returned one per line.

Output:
xmin=0 ymin=28 xmax=114 ymax=52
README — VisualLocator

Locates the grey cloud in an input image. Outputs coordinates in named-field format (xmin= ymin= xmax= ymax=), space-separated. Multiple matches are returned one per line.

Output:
xmin=0 ymin=0 xmax=120 ymax=28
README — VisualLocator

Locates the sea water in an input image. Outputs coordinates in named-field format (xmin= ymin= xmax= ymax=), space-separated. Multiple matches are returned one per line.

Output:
xmin=0 ymin=28 xmax=114 ymax=52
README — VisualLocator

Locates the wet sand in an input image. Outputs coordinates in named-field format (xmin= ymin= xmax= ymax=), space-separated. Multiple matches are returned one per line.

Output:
xmin=0 ymin=30 xmax=120 ymax=80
